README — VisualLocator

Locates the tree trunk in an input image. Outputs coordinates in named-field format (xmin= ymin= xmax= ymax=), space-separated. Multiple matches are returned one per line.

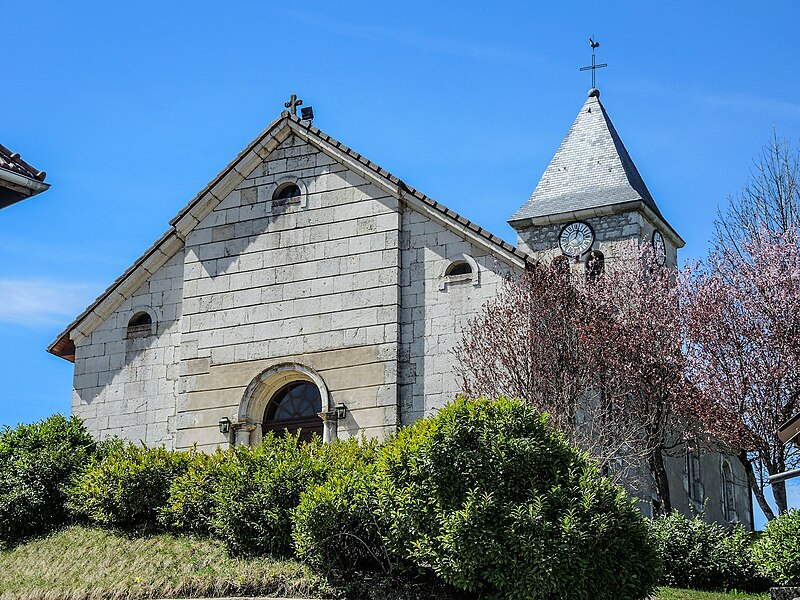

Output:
xmin=772 ymin=478 xmax=788 ymax=515
xmin=738 ymin=451 xmax=776 ymax=521
xmin=772 ymin=450 xmax=790 ymax=515
xmin=649 ymin=448 xmax=672 ymax=515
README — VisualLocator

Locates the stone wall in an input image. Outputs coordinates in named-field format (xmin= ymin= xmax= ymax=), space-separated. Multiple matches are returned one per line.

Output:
xmin=515 ymin=210 xmax=679 ymax=269
xmin=174 ymin=134 xmax=402 ymax=449
xmin=398 ymin=207 xmax=517 ymax=423
xmin=71 ymin=252 xmax=184 ymax=446
xmin=67 ymin=131 xmax=522 ymax=451
xmin=771 ymin=587 xmax=800 ymax=600
xmin=664 ymin=448 xmax=753 ymax=529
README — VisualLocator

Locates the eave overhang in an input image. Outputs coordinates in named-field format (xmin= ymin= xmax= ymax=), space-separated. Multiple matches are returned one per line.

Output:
xmin=509 ymin=198 xmax=686 ymax=249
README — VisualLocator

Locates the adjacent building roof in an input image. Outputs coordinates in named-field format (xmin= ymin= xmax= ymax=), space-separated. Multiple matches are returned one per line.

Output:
xmin=778 ymin=412 xmax=800 ymax=445
xmin=509 ymin=90 xmax=682 ymax=245
xmin=0 ymin=143 xmax=50 ymax=209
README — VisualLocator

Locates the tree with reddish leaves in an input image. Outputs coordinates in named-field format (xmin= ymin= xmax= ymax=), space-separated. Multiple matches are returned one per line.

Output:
xmin=455 ymin=246 xmax=689 ymax=513
xmin=581 ymin=247 xmax=689 ymax=514
xmin=682 ymin=227 xmax=800 ymax=520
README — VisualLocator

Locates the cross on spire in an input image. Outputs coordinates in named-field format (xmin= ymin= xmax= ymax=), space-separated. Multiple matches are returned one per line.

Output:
xmin=579 ymin=37 xmax=607 ymax=91
xmin=284 ymin=94 xmax=303 ymax=116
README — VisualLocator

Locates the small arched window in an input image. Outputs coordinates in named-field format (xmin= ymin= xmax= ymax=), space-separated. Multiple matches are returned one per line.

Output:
xmin=585 ymin=250 xmax=604 ymax=282
xmin=273 ymin=183 xmax=302 ymax=202
xmin=127 ymin=312 xmax=153 ymax=338
xmin=446 ymin=261 xmax=472 ymax=277
xmin=439 ymin=255 xmax=479 ymax=290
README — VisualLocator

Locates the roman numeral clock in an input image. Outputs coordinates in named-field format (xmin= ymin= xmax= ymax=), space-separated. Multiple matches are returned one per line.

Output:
xmin=559 ymin=221 xmax=594 ymax=257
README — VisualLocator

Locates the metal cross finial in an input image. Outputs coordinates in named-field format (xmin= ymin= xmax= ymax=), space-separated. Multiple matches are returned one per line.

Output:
xmin=284 ymin=94 xmax=303 ymax=116
xmin=579 ymin=37 xmax=607 ymax=90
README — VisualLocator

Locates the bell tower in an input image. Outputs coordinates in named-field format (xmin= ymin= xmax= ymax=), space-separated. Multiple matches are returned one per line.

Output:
xmin=508 ymin=89 xmax=684 ymax=269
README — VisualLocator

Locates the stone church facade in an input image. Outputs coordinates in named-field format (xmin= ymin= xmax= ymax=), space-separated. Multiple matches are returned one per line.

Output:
xmin=49 ymin=91 xmax=753 ymax=527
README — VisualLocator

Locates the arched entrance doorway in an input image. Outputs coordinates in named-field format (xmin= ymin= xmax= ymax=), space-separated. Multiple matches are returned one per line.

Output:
xmin=236 ymin=363 xmax=337 ymax=446
xmin=262 ymin=381 xmax=324 ymax=442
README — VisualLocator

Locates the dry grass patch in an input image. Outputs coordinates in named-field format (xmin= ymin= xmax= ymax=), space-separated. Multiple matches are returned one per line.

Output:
xmin=658 ymin=588 xmax=769 ymax=600
xmin=0 ymin=526 xmax=327 ymax=600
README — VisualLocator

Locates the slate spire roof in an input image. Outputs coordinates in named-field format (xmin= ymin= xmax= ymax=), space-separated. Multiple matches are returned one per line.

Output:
xmin=510 ymin=90 xmax=677 ymax=240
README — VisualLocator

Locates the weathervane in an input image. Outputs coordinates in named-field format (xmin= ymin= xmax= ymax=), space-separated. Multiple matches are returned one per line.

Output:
xmin=284 ymin=94 xmax=303 ymax=116
xmin=580 ymin=38 xmax=607 ymax=90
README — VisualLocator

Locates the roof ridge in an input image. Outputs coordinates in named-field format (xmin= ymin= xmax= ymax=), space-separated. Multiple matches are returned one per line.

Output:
xmin=595 ymin=99 xmax=663 ymax=220
xmin=288 ymin=114 xmax=529 ymax=261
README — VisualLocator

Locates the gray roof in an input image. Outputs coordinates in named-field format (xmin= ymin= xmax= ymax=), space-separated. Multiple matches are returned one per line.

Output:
xmin=510 ymin=92 xmax=665 ymax=224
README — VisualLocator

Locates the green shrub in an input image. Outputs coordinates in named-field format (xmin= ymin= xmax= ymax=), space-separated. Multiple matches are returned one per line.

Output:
xmin=375 ymin=396 xmax=660 ymax=600
xmin=650 ymin=512 xmax=764 ymax=592
xmin=160 ymin=449 xmax=229 ymax=534
xmin=0 ymin=415 xmax=96 ymax=546
xmin=67 ymin=443 xmax=190 ymax=529
xmin=212 ymin=434 xmax=330 ymax=557
xmin=292 ymin=438 xmax=387 ymax=572
xmin=753 ymin=509 xmax=800 ymax=586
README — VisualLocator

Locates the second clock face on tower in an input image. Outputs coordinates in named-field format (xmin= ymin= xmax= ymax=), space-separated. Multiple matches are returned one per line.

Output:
xmin=652 ymin=230 xmax=666 ymax=266
xmin=559 ymin=221 xmax=594 ymax=257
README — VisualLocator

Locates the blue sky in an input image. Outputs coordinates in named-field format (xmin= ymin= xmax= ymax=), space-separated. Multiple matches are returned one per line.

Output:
xmin=2 ymin=1 xmax=799 ymax=525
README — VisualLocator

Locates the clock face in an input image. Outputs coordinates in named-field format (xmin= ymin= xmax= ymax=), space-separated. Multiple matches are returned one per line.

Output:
xmin=652 ymin=230 xmax=666 ymax=266
xmin=559 ymin=221 xmax=594 ymax=257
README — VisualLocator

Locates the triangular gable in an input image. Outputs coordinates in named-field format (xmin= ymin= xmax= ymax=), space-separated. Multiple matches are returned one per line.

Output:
xmin=49 ymin=112 xmax=529 ymax=361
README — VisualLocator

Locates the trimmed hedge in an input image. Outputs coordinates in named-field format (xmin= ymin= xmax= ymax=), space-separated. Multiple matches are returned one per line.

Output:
xmin=0 ymin=415 xmax=96 ymax=547
xmin=160 ymin=449 xmax=230 ymax=534
xmin=650 ymin=512 xmax=765 ymax=592
xmin=211 ymin=434 xmax=331 ymax=557
xmin=753 ymin=509 xmax=800 ymax=586
xmin=67 ymin=443 xmax=190 ymax=529
xmin=27 ymin=404 xmax=800 ymax=599
xmin=293 ymin=440 xmax=386 ymax=573
xmin=374 ymin=396 xmax=661 ymax=600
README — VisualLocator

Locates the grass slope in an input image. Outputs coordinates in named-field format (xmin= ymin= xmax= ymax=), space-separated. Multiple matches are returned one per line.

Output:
xmin=0 ymin=526 xmax=326 ymax=600
xmin=0 ymin=526 xmax=772 ymax=600
xmin=658 ymin=589 xmax=768 ymax=600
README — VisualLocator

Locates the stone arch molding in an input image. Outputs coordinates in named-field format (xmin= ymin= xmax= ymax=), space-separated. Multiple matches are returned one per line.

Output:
xmin=438 ymin=254 xmax=480 ymax=290
xmin=237 ymin=363 xmax=334 ymax=445
xmin=268 ymin=176 xmax=309 ymax=209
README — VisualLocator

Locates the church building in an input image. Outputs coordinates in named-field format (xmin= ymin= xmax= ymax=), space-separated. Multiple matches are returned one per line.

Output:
xmin=49 ymin=89 xmax=753 ymax=527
